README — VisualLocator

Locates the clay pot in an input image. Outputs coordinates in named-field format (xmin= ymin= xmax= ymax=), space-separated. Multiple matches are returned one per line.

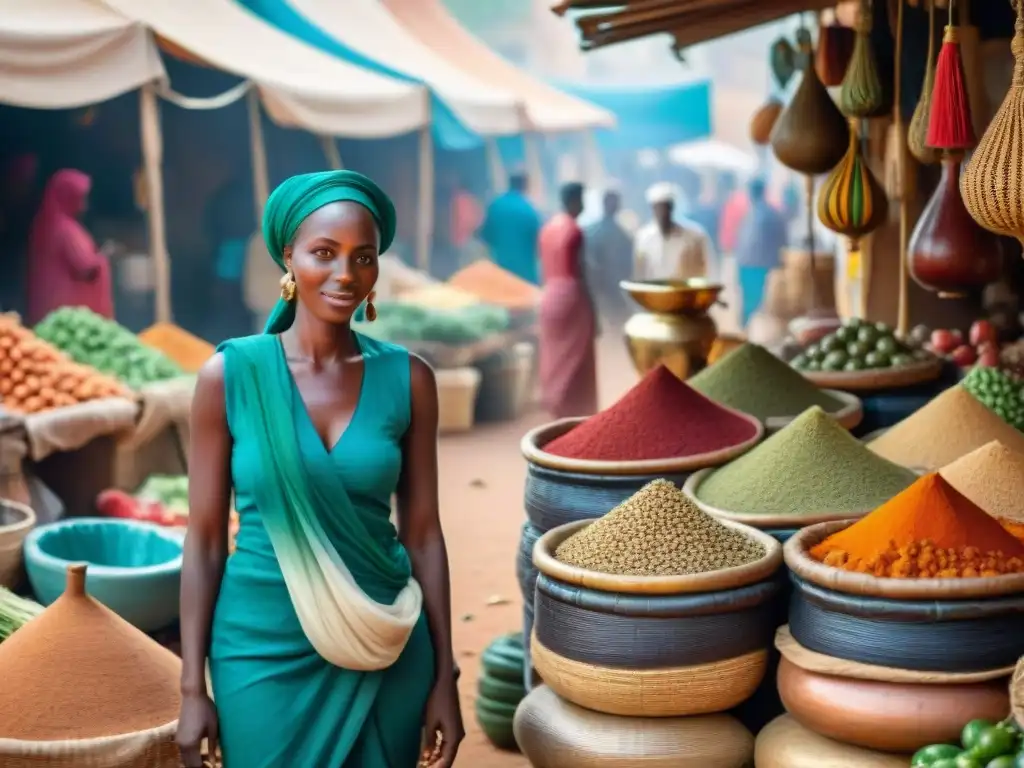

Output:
xmin=770 ymin=59 xmax=850 ymax=175
xmin=777 ymin=657 xmax=1010 ymax=753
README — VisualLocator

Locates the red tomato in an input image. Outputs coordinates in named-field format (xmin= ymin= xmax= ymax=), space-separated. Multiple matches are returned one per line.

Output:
xmin=930 ymin=329 xmax=958 ymax=354
xmin=978 ymin=349 xmax=1001 ymax=367
xmin=951 ymin=344 xmax=978 ymax=366
xmin=970 ymin=319 xmax=998 ymax=347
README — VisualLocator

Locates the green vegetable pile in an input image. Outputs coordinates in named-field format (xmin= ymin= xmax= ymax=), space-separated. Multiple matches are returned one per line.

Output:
xmin=353 ymin=302 xmax=510 ymax=346
xmin=0 ymin=587 xmax=43 ymax=643
xmin=35 ymin=307 xmax=183 ymax=389
xmin=962 ymin=366 xmax=1024 ymax=432
xmin=791 ymin=318 xmax=933 ymax=373
xmin=913 ymin=718 xmax=1024 ymax=767
xmin=136 ymin=474 xmax=188 ymax=514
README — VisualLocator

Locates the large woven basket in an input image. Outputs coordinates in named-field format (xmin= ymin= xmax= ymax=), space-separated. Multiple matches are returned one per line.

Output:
xmin=514 ymin=684 xmax=754 ymax=767
xmin=0 ymin=721 xmax=180 ymax=768
xmin=0 ymin=498 xmax=35 ymax=588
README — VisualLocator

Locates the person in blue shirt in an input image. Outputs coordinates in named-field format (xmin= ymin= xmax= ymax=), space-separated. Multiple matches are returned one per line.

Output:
xmin=478 ymin=172 xmax=542 ymax=284
xmin=735 ymin=176 xmax=790 ymax=327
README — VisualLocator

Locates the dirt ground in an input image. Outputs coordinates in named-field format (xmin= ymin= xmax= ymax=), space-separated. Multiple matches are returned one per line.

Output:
xmin=443 ymin=335 xmax=637 ymax=767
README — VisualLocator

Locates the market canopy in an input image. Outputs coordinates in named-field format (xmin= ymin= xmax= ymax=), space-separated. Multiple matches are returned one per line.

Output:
xmin=101 ymin=0 xmax=429 ymax=138
xmin=0 ymin=0 xmax=165 ymax=109
xmin=246 ymin=0 xmax=524 ymax=148
xmin=383 ymin=0 xmax=616 ymax=133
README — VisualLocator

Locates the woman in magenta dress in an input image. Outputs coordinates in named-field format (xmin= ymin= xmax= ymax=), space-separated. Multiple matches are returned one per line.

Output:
xmin=538 ymin=182 xmax=598 ymax=418
xmin=27 ymin=169 xmax=113 ymax=324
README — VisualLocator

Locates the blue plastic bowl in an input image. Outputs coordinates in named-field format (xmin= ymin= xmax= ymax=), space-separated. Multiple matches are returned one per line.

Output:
xmin=24 ymin=518 xmax=183 ymax=632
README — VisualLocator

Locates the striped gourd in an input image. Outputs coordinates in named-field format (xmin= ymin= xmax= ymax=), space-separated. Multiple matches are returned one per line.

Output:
xmin=817 ymin=125 xmax=889 ymax=248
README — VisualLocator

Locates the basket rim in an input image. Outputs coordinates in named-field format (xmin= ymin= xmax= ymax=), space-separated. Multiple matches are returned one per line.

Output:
xmin=0 ymin=498 xmax=36 ymax=535
xmin=0 ymin=719 xmax=178 ymax=754
xmin=784 ymin=520 xmax=1024 ymax=599
xmin=533 ymin=518 xmax=783 ymax=595
xmin=764 ymin=389 xmax=863 ymax=431
xmin=520 ymin=408 xmax=765 ymax=476
xmin=683 ymin=468 xmax=871 ymax=529
xmin=798 ymin=355 xmax=943 ymax=392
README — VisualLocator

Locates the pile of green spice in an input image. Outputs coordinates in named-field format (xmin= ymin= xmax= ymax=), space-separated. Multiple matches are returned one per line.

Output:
xmin=696 ymin=406 xmax=917 ymax=516
xmin=554 ymin=479 xmax=765 ymax=576
xmin=689 ymin=342 xmax=844 ymax=422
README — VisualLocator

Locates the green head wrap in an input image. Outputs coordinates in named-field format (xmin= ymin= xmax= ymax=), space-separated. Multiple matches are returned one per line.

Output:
xmin=261 ymin=170 xmax=397 ymax=334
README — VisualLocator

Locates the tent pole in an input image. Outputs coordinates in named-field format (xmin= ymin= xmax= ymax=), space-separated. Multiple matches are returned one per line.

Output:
xmin=524 ymin=132 xmax=547 ymax=207
xmin=416 ymin=125 xmax=434 ymax=273
xmin=247 ymin=89 xmax=270 ymax=221
xmin=583 ymin=129 xmax=606 ymax=187
xmin=485 ymin=138 xmax=507 ymax=195
xmin=320 ymin=136 xmax=344 ymax=170
xmin=139 ymin=83 xmax=172 ymax=324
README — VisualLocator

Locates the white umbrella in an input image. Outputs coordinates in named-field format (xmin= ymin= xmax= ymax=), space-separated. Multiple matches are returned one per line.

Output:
xmin=667 ymin=139 xmax=759 ymax=176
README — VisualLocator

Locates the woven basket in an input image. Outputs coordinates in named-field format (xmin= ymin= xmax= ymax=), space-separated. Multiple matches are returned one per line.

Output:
xmin=435 ymin=367 xmax=480 ymax=435
xmin=755 ymin=715 xmax=911 ymax=768
xmin=521 ymin=411 xmax=764 ymax=477
xmin=799 ymin=355 xmax=943 ymax=392
xmin=0 ymin=498 xmax=35 ymax=588
xmin=534 ymin=518 xmax=783 ymax=596
xmin=785 ymin=519 xmax=1024 ymax=600
xmin=0 ymin=721 xmax=179 ymax=768
xmin=514 ymin=685 xmax=754 ymax=767
xmin=1011 ymin=656 xmax=1024 ymax=728
xmin=778 ymin=656 xmax=1009 ymax=753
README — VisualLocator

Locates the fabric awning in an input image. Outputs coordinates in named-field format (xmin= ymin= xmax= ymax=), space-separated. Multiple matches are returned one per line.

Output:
xmin=382 ymin=0 xmax=615 ymax=133
xmin=270 ymin=0 xmax=523 ymax=138
xmin=102 ymin=0 xmax=429 ymax=138
xmin=0 ymin=0 xmax=165 ymax=109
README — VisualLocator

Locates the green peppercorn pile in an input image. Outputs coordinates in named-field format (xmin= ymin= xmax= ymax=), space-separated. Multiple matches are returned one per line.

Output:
xmin=554 ymin=479 xmax=766 ymax=577
xmin=961 ymin=365 xmax=1024 ymax=432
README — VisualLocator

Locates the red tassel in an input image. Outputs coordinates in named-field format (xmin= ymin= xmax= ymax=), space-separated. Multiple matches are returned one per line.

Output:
xmin=925 ymin=25 xmax=976 ymax=150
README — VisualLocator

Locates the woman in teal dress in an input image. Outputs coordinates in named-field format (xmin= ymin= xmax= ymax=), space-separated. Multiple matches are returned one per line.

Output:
xmin=177 ymin=171 xmax=464 ymax=768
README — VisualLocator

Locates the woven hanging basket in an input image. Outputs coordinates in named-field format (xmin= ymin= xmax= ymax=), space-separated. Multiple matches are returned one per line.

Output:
xmin=817 ymin=124 xmax=890 ymax=248
xmin=908 ymin=2 xmax=940 ymax=164
xmin=960 ymin=6 xmax=1024 ymax=244
xmin=839 ymin=7 xmax=886 ymax=118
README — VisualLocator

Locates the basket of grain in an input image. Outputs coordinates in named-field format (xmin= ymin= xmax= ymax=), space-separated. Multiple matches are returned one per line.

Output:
xmin=530 ymin=480 xmax=782 ymax=718
xmin=0 ymin=564 xmax=181 ymax=767
xmin=514 ymin=684 xmax=755 ymax=768
xmin=683 ymin=406 xmax=917 ymax=530
xmin=0 ymin=498 xmax=35 ymax=589
xmin=784 ymin=473 xmax=1024 ymax=673
xmin=436 ymin=367 xmax=481 ymax=435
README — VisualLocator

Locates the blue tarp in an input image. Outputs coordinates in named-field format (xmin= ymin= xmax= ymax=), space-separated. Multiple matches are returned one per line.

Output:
xmin=550 ymin=79 xmax=713 ymax=151
xmin=235 ymin=0 xmax=483 ymax=150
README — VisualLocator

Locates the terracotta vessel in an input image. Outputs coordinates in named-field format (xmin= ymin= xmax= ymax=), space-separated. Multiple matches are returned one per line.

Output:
xmin=777 ymin=657 xmax=1009 ymax=753
xmin=908 ymin=155 xmax=1003 ymax=297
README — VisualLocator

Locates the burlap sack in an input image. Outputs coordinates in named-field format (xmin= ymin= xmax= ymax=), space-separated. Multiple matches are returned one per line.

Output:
xmin=114 ymin=377 xmax=194 ymax=491
xmin=22 ymin=399 xmax=139 ymax=462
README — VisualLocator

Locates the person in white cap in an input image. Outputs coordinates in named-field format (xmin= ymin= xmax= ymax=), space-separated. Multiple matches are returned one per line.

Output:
xmin=633 ymin=182 xmax=714 ymax=282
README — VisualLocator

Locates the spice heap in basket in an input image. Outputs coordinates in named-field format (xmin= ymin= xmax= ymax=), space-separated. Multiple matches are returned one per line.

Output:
xmin=0 ymin=314 xmax=131 ymax=414
xmin=138 ymin=322 xmax=215 ymax=374
xmin=941 ymin=441 xmax=1024 ymax=544
xmin=689 ymin=342 xmax=846 ymax=423
xmin=692 ymin=406 xmax=915 ymax=521
xmin=555 ymin=479 xmax=765 ymax=576
xmin=544 ymin=365 xmax=760 ymax=462
xmin=810 ymin=473 xmax=1024 ymax=578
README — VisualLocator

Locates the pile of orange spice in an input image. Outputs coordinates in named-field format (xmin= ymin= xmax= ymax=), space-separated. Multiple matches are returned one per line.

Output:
xmin=810 ymin=473 xmax=1024 ymax=578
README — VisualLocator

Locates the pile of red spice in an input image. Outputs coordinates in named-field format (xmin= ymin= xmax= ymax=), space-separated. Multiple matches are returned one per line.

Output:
xmin=543 ymin=365 xmax=760 ymax=462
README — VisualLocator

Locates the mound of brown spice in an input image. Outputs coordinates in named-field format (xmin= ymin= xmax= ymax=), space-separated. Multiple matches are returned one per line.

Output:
xmin=543 ymin=365 xmax=760 ymax=462
xmin=554 ymin=479 xmax=766 ymax=576
xmin=0 ymin=565 xmax=181 ymax=741
xmin=940 ymin=441 xmax=1024 ymax=539
xmin=868 ymin=385 xmax=1024 ymax=470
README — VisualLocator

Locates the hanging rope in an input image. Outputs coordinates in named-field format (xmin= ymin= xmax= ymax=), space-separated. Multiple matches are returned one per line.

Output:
xmin=894 ymin=0 xmax=909 ymax=337
xmin=155 ymin=80 xmax=252 ymax=111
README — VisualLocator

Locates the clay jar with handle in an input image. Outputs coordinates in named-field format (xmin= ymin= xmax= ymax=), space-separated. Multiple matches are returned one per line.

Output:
xmin=908 ymin=155 xmax=1003 ymax=297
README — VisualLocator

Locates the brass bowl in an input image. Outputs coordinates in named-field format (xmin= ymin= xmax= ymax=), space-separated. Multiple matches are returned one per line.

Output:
xmin=620 ymin=279 xmax=724 ymax=314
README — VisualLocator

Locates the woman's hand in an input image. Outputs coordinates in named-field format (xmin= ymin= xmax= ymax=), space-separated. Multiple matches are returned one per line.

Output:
xmin=421 ymin=674 xmax=464 ymax=768
xmin=176 ymin=691 xmax=220 ymax=768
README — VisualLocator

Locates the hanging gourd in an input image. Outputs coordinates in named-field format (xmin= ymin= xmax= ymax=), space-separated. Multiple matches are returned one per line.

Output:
xmin=750 ymin=99 xmax=783 ymax=146
xmin=816 ymin=12 xmax=856 ymax=87
xmin=818 ymin=121 xmax=889 ymax=252
xmin=908 ymin=155 xmax=1002 ymax=296
xmin=907 ymin=0 xmax=940 ymax=164
xmin=770 ymin=37 xmax=798 ymax=89
xmin=839 ymin=0 xmax=886 ymax=118
xmin=961 ymin=1 xmax=1024 ymax=244
xmin=770 ymin=36 xmax=850 ymax=175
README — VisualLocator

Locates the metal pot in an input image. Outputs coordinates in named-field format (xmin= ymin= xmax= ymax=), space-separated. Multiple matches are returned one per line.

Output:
xmin=621 ymin=279 xmax=722 ymax=380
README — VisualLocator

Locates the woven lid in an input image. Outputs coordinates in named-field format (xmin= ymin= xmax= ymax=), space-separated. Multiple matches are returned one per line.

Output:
xmin=0 ymin=564 xmax=181 ymax=741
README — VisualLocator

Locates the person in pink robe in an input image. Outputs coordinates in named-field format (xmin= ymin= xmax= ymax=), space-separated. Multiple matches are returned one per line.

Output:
xmin=27 ymin=169 xmax=112 ymax=324
xmin=538 ymin=182 xmax=598 ymax=419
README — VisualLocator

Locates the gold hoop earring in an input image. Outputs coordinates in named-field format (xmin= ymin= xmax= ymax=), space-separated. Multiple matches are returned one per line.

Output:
xmin=365 ymin=291 xmax=377 ymax=322
xmin=280 ymin=271 xmax=296 ymax=302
